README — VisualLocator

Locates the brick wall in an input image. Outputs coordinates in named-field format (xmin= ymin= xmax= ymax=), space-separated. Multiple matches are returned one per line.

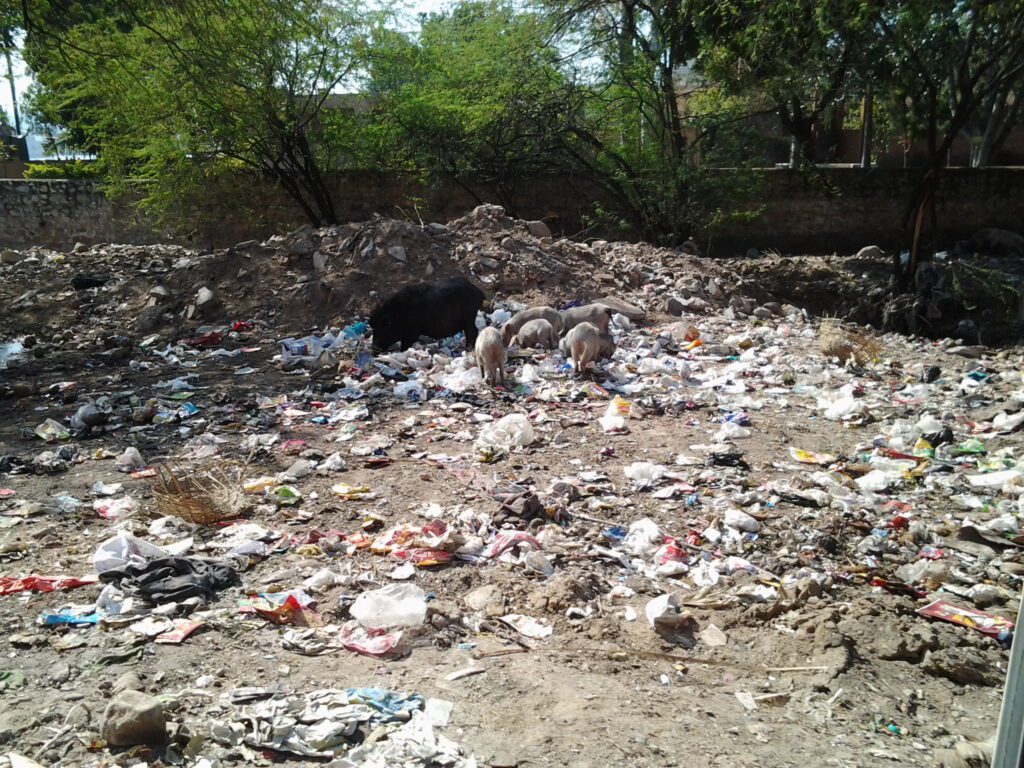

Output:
xmin=1 ymin=168 xmax=1022 ymax=254
xmin=717 ymin=167 xmax=1024 ymax=254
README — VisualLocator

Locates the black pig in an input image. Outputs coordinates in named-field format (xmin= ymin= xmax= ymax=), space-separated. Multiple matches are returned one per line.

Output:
xmin=369 ymin=276 xmax=485 ymax=351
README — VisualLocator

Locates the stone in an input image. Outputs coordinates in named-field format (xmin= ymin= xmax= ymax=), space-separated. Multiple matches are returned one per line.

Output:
xmin=149 ymin=285 xmax=170 ymax=299
xmin=598 ymin=296 xmax=646 ymax=321
xmin=284 ymin=225 xmax=316 ymax=255
xmin=763 ymin=301 xmax=783 ymax=316
xmin=196 ymin=286 xmax=217 ymax=307
xmin=101 ymin=690 xmax=167 ymax=747
xmin=73 ymin=241 xmax=88 ymax=253
xmin=135 ymin=306 xmax=165 ymax=334
xmin=745 ymin=247 xmax=761 ymax=259
xmin=113 ymin=670 xmax=146 ymax=694
xmin=699 ymin=623 xmax=728 ymax=647
xmin=478 ymin=256 xmax=500 ymax=269
xmin=666 ymin=296 xmax=685 ymax=316
xmin=0 ymin=248 xmax=23 ymax=265
xmin=527 ymin=220 xmax=551 ymax=239
xmin=923 ymin=647 xmax=1002 ymax=686
xmin=595 ymin=272 xmax=615 ymax=284
xmin=752 ymin=307 xmax=773 ymax=319
xmin=232 ymin=239 xmax=261 ymax=252
xmin=855 ymin=245 xmax=884 ymax=259
xmin=426 ymin=222 xmax=448 ymax=235
xmin=387 ymin=246 xmax=407 ymax=263
xmin=706 ymin=278 xmax=725 ymax=302
xmin=500 ymin=236 xmax=515 ymax=250
xmin=464 ymin=585 xmax=504 ymax=616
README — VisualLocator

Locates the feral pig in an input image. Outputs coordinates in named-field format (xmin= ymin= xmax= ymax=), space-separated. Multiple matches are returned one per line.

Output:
xmin=369 ymin=276 xmax=484 ymax=351
xmin=559 ymin=321 xmax=602 ymax=375
xmin=501 ymin=306 xmax=563 ymax=345
xmin=475 ymin=326 xmax=506 ymax=386
xmin=597 ymin=332 xmax=616 ymax=358
xmin=515 ymin=318 xmax=558 ymax=349
xmin=559 ymin=303 xmax=613 ymax=336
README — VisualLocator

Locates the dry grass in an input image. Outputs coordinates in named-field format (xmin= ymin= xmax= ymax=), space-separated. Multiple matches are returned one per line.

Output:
xmin=818 ymin=318 xmax=883 ymax=365
xmin=152 ymin=462 xmax=247 ymax=525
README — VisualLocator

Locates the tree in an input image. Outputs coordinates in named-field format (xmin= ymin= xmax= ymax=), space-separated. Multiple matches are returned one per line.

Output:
xmin=1 ymin=0 xmax=20 ymax=134
xmin=540 ymin=0 xmax=766 ymax=244
xmin=23 ymin=0 xmax=366 ymax=226
xmin=362 ymin=2 xmax=576 ymax=213
xmin=876 ymin=0 xmax=1024 ymax=290
xmin=697 ymin=0 xmax=881 ymax=168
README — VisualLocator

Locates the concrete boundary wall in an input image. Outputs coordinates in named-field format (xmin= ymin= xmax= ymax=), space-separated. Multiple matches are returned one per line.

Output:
xmin=1 ymin=168 xmax=1022 ymax=254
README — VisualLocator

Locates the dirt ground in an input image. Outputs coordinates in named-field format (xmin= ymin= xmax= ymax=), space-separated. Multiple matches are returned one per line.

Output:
xmin=0 ymin=210 xmax=1022 ymax=768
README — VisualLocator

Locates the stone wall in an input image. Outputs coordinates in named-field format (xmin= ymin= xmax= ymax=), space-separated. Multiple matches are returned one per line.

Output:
xmin=1 ymin=168 xmax=1023 ymax=254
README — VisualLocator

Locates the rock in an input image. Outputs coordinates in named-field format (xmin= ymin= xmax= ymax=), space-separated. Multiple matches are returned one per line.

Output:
xmin=527 ymin=220 xmax=551 ymax=239
xmin=706 ymin=278 xmax=725 ymax=302
xmin=312 ymin=251 xmax=327 ymax=271
xmin=426 ymin=222 xmax=448 ymax=235
xmin=923 ymin=647 xmax=1002 ymax=686
xmin=21 ymin=335 xmax=36 ymax=349
xmin=149 ymin=285 xmax=170 ymax=299
xmin=73 ymin=241 xmax=88 ymax=253
xmin=967 ymin=227 xmax=1024 ymax=257
xmin=283 ymin=225 xmax=316 ymax=255
xmin=752 ymin=307 xmax=773 ymax=319
xmin=387 ymin=246 xmax=407 ymax=263
xmin=855 ymin=245 xmax=884 ymax=259
xmin=464 ymin=585 xmax=504 ymax=616
xmin=678 ymin=296 xmax=711 ymax=314
xmin=666 ymin=297 xmax=685 ymax=316
xmin=745 ymin=247 xmax=761 ymax=259
xmin=478 ymin=256 xmax=500 ymax=269
xmin=947 ymin=345 xmax=985 ymax=358
xmin=0 ymin=248 xmax=23 ymax=265
xmin=763 ymin=301 xmax=782 ymax=316
xmin=500 ymin=237 xmax=515 ymax=250
xmin=699 ymin=624 xmax=728 ymax=647
xmin=101 ymin=690 xmax=167 ymax=747
xmin=680 ymin=239 xmax=701 ymax=256
xmin=595 ymin=272 xmax=615 ymax=284
xmin=232 ymin=239 xmax=261 ymax=252
xmin=598 ymin=296 xmax=646 ymax=321
xmin=196 ymin=286 xmax=217 ymax=307
xmin=113 ymin=671 xmax=145 ymax=695
xmin=135 ymin=306 xmax=165 ymax=334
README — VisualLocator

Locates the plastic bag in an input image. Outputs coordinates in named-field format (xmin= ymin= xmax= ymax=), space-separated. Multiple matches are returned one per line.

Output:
xmin=92 ymin=532 xmax=169 ymax=573
xmin=350 ymin=584 xmax=427 ymax=629
xmin=623 ymin=462 xmax=666 ymax=489
xmin=622 ymin=517 xmax=662 ymax=556
xmin=476 ymin=414 xmax=535 ymax=451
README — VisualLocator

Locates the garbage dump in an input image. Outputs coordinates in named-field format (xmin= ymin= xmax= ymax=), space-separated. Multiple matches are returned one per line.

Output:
xmin=1 ymin=208 xmax=1023 ymax=766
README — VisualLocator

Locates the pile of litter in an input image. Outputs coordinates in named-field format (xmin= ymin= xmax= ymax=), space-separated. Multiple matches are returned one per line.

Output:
xmin=1 ymin=211 xmax=1023 ymax=766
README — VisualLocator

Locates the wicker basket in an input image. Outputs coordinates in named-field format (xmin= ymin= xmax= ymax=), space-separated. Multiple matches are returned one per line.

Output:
xmin=152 ymin=462 xmax=247 ymax=525
xmin=818 ymin=318 xmax=883 ymax=366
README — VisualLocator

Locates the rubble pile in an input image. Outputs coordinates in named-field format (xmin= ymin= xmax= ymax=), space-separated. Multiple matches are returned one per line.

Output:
xmin=0 ymin=209 xmax=1023 ymax=767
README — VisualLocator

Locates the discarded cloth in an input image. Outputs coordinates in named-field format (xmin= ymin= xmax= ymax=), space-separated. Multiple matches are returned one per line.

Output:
xmin=99 ymin=556 xmax=236 ymax=603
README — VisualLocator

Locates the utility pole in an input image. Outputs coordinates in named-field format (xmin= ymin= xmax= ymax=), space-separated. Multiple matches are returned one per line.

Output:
xmin=992 ymin=595 xmax=1024 ymax=768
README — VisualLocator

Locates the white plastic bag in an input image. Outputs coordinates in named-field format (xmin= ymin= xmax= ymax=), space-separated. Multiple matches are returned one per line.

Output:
xmin=350 ymin=583 xmax=427 ymax=629
xmin=476 ymin=413 xmax=536 ymax=451
xmin=92 ymin=532 xmax=169 ymax=573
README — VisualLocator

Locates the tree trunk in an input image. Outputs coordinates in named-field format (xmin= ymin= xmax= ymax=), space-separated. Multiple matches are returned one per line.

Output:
xmin=3 ymin=41 xmax=20 ymax=134
xmin=860 ymin=84 xmax=873 ymax=169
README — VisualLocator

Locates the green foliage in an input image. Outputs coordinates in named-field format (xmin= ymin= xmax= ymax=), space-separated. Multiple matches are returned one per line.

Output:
xmin=361 ymin=2 xmax=574 ymax=207
xmin=23 ymin=0 xmax=368 ymax=225
xmin=23 ymin=159 xmax=102 ymax=178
